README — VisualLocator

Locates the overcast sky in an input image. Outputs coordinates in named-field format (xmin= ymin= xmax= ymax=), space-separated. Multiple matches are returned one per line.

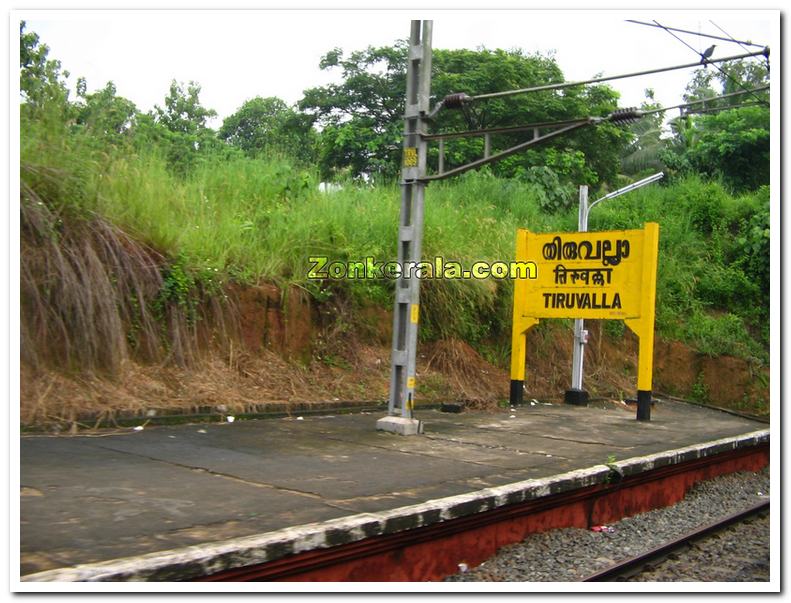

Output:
xmin=18 ymin=9 xmax=777 ymax=129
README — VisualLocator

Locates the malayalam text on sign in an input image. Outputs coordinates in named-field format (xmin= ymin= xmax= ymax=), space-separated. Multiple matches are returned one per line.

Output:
xmin=517 ymin=227 xmax=653 ymax=321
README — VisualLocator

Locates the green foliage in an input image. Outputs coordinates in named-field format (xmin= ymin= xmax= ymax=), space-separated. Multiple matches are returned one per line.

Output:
xmin=18 ymin=24 xmax=770 ymax=364
xmin=683 ymin=60 xmax=769 ymax=108
xmin=154 ymin=258 xmax=198 ymax=324
xmin=691 ymin=372 xmax=710 ymax=403
xmin=300 ymin=42 xmax=630 ymax=188
xmin=683 ymin=106 xmax=769 ymax=192
xmin=149 ymin=80 xmax=219 ymax=177
xmin=521 ymin=165 xmax=575 ymax=213
xmin=604 ymin=320 xmax=625 ymax=339
xmin=685 ymin=310 xmax=756 ymax=359
xmin=432 ymin=47 xmax=628 ymax=187
xmin=155 ymin=80 xmax=217 ymax=136
xmin=19 ymin=21 xmax=72 ymax=122
xmin=662 ymin=60 xmax=769 ymax=192
xmin=300 ymin=43 xmax=407 ymax=180
xmin=73 ymin=81 xmax=138 ymax=148
xmin=732 ymin=186 xmax=770 ymax=309
xmin=620 ymin=89 xmax=666 ymax=177
xmin=219 ymin=96 xmax=317 ymax=163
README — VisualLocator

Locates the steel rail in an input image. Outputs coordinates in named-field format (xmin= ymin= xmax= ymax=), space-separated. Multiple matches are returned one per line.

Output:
xmin=196 ymin=444 xmax=768 ymax=581
xmin=580 ymin=499 xmax=770 ymax=582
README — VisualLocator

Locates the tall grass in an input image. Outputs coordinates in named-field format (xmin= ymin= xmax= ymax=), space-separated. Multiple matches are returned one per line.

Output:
xmin=20 ymin=117 xmax=770 ymax=363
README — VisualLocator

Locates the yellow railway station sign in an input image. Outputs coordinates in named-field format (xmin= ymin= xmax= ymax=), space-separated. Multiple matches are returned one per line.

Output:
xmin=510 ymin=222 xmax=660 ymax=420
xmin=518 ymin=225 xmax=657 ymax=320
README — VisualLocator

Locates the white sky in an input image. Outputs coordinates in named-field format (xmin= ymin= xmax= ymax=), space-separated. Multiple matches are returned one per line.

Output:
xmin=18 ymin=9 xmax=777 ymax=129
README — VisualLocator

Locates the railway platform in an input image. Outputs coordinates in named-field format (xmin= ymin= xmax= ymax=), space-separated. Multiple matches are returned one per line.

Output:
xmin=19 ymin=399 xmax=769 ymax=581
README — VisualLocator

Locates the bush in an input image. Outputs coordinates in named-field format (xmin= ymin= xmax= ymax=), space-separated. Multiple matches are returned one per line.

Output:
xmin=20 ymin=112 xmax=769 ymax=362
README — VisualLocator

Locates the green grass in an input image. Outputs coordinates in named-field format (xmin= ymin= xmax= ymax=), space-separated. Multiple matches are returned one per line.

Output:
xmin=20 ymin=117 xmax=770 ymax=362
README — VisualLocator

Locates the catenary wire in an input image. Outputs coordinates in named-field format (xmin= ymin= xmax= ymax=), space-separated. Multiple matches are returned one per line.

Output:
xmin=638 ymin=85 xmax=769 ymax=118
xmin=651 ymin=19 xmax=769 ymax=107
xmin=709 ymin=20 xmax=771 ymax=71
xmin=625 ymin=19 xmax=765 ymax=47
xmin=427 ymin=48 xmax=767 ymax=117
xmin=423 ymin=86 xmax=768 ymax=143
xmin=677 ymin=100 xmax=765 ymax=116
xmin=709 ymin=20 xmax=757 ymax=54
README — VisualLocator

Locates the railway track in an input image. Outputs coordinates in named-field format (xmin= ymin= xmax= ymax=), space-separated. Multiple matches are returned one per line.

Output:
xmin=580 ymin=500 xmax=770 ymax=582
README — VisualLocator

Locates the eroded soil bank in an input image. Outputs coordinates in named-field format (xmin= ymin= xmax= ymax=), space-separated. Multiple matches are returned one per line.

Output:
xmin=20 ymin=282 xmax=768 ymax=430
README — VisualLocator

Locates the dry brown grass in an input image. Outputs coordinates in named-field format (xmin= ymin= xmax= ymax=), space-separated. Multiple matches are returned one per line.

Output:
xmin=20 ymin=347 xmax=386 ymax=428
xmin=20 ymin=172 xmax=240 ymax=375
xmin=21 ymin=179 xmax=163 ymax=373
xmin=19 ymin=176 xmax=764 ymax=428
xmin=425 ymin=338 xmax=509 ymax=409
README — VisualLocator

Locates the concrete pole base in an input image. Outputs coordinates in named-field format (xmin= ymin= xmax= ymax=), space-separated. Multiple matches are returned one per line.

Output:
xmin=376 ymin=416 xmax=424 ymax=436
xmin=564 ymin=389 xmax=590 ymax=406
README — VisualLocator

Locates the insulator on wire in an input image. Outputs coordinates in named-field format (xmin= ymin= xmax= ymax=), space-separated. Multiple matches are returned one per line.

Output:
xmin=608 ymin=108 xmax=642 ymax=125
xmin=442 ymin=93 xmax=470 ymax=109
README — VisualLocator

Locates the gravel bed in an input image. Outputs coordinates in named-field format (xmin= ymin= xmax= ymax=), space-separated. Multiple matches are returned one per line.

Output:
xmin=629 ymin=512 xmax=769 ymax=581
xmin=445 ymin=468 xmax=769 ymax=582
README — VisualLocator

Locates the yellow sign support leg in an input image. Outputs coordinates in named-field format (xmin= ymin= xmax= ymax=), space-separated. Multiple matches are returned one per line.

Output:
xmin=625 ymin=222 xmax=660 ymax=421
xmin=509 ymin=229 xmax=539 ymax=405
xmin=509 ymin=317 xmax=538 ymax=406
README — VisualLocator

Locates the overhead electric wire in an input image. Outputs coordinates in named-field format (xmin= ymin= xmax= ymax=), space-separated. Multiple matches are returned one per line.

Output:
xmin=421 ymin=85 xmax=769 ymax=152
xmin=625 ymin=19 xmax=765 ymax=47
xmin=420 ymin=86 xmax=767 ymax=182
xmin=422 ymin=117 xmax=590 ymax=141
xmin=431 ymin=49 xmax=766 ymax=110
xmin=709 ymin=20 xmax=756 ymax=54
xmin=651 ymin=19 xmax=769 ymax=107
xmin=422 ymin=86 xmax=768 ymax=144
xmin=640 ymin=85 xmax=769 ymax=117
xmin=419 ymin=120 xmax=592 ymax=182
xmin=679 ymin=100 xmax=765 ymax=116
xmin=709 ymin=20 xmax=771 ymax=71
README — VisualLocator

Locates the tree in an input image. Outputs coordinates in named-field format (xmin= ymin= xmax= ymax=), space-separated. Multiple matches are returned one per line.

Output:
xmin=683 ymin=59 xmax=769 ymax=111
xmin=619 ymin=89 xmax=667 ymax=177
xmin=74 ymin=81 xmax=138 ymax=147
xmin=219 ymin=96 xmax=316 ymax=163
xmin=19 ymin=21 xmax=71 ymax=120
xmin=299 ymin=42 xmax=630 ymax=188
xmin=430 ymin=52 xmax=638 ymax=198
xmin=155 ymin=80 xmax=216 ymax=135
xmin=662 ymin=60 xmax=769 ymax=191
xmin=300 ymin=44 xmax=407 ymax=180
xmin=683 ymin=106 xmax=769 ymax=191
xmin=153 ymin=80 xmax=218 ymax=176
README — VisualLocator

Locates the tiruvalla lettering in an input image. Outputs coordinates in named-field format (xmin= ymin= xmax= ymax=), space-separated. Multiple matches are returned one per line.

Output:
xmin=542 ymin=291 xmax=622 ymax=310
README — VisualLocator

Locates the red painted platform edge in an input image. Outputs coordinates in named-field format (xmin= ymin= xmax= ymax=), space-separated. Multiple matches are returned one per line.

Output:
xmin=199 ymin=444 xmax=769 ymax=582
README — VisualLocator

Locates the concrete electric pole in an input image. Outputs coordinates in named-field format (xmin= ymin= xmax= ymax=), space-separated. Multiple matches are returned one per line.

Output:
xmin=377 ymin=20 xmax=433 ymax=436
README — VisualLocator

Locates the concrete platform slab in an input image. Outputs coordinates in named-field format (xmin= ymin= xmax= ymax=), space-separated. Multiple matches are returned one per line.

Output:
xmin=19 ymin=400 xmax=769 ymax=580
